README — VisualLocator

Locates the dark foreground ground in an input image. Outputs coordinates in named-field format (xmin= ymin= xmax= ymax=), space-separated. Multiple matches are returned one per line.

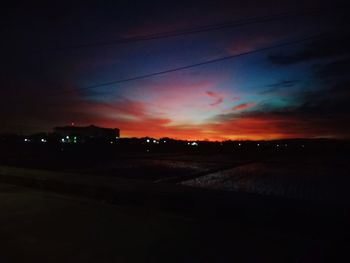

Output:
xmin=0 ymin=141 xmax=349 ymax=262
xmin=1 ymin=181 xmax=349 ymax=263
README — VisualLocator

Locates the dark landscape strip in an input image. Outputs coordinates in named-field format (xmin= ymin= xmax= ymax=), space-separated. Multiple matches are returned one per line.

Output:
xmin=154 ymin=161 xmax=257 ymax=184
xmin=0 ymin=167 xmax=349 ymax=238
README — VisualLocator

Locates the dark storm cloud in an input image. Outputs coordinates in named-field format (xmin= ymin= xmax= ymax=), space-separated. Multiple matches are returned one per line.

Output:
xmin=267 ymin=5 xmax=350 ymax=65
xmin=260 ymin=79 xmax=300 ymax=94
xmin=267 ymin=80 xmax=299 ymax=88
xmin=268 ymin=32 xmax=350 ymax=65
xmin=315 ymin=57 xmax=350 ymax=79
xmin=261 ymin=13 xmax=350 ymax=137
xmin=212 ymin=78 xmax=350 ymax=137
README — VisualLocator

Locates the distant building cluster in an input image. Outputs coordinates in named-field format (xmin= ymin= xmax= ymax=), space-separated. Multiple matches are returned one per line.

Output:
xmin=54 ymin=125 xmax=120 ymax=143
xmin=1 ymin=124 xmax=343 ymax=154
xmin=3 ymin=125 xmax=120 ymax=144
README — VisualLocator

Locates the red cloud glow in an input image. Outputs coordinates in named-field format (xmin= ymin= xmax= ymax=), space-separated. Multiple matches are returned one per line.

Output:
xmin=233 ymin=102 xmax=256 ymax=111
xmin=206 ymin=91 xmax=224 ymax=106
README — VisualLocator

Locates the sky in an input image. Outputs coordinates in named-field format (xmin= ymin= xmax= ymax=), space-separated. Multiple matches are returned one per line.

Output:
xmin=1 ymin=0 xmax=350 ymax=140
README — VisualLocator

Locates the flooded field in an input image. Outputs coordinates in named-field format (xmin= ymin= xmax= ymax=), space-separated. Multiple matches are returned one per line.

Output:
xmin=182 ymin=157 xmax=350 ymax=205
xmin=1 ymin=141 xmax=349 ymax=205
xmin=0 ymin=146 xmax=254 ymax=182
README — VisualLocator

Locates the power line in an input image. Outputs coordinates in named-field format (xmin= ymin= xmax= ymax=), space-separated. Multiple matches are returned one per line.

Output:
xmin=61 ymin=33 xmax=328 ymax=94
xmin=59 ymin=10 xmax=323 ymax=50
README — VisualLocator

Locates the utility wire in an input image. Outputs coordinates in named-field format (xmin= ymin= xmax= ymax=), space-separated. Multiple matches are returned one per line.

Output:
xmin=60 ymin=33 xmax=328 ymax=94
xmin=59 ymin=10 xmax=323 ymax=50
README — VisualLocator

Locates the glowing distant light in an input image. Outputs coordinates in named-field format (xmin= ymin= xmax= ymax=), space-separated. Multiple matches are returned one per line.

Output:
xmin=238 ymin=143 xmax=241 ymax=146
xmin=187 ymin=142 xmax=190 ymax=145
xmin=276 ymin=144 xmax=279 ymax=147
xmin=153 ymin=140 xmax=157 ymax=143
xmin=257 ymin=143 xmax=260 ymax=146
xmin=41 ymin=138 xmax=47 ymax=143
xmin=164 ymin=140 xmax=166 ymax=143
xmin=146 ymin=139 xmax=150 ymax=143
xmin=66 ymin=136 xmax=69 ymax=139
xmin=61 ymin=138 xmax=65 ymax=143
xmin=191 ymin=142 xmax=198 ymax=146
xmin=24 ymin=138 xmax=30 ymax=142
xmin=110 ymin=141 xmax=114 ymax=144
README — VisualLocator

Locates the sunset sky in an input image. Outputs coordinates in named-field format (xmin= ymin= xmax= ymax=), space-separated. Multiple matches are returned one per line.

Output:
xmin=1 ymin=0 xmax=349 ymax=140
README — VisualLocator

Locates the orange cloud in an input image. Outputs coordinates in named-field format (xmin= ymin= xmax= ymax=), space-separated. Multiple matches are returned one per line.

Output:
xmin=58 ymin=96 xmax=347 ymax=141
xmin=33 ymin=78 xmax=346 ymax=141
xmin=233 ymin=102 xmax=256 ymax=111
xmin=206 ymin=91 xmax=224 ymax=106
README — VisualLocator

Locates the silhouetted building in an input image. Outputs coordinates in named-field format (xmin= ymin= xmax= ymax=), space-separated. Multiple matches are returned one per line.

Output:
xmin=54 ymin=125 xmax=120 ymax=143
